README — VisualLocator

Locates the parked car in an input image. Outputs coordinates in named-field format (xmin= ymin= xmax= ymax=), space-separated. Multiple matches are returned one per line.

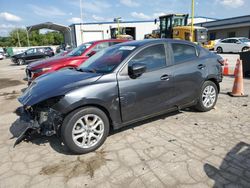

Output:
xmin=16 ymin=39 xmax=223 ymax=154
xmin=215 ymin=37 xmax=250 ymax=53
xmin=0 ymin=52 xmax=4 ymax=60
xmin=11 ymin=47 xmax=54 ymax=65
xmin=25 ymin=39 xmax=128 ymax=84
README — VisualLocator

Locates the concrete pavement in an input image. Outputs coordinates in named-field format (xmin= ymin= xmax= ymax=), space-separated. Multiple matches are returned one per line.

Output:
xmin=0 ymin=58 xmax=249 ymax=188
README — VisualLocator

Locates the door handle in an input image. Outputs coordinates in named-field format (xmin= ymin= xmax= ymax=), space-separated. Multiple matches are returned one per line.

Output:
xmin=197 ymin=64 xmax=206 ymax=70
xmin=160 ymin=74 xmax=170 ymax=81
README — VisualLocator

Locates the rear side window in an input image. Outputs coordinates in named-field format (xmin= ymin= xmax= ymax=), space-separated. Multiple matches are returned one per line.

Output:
xmin=172 ymin=43 xmax=197 ymax=64
xmin=129 ymin=44 xmax=167 ymax=72
xmin=109 ymin=41 xmax=123 ymax=46
xmin=221 ymin=39 xmax=230 ymax=43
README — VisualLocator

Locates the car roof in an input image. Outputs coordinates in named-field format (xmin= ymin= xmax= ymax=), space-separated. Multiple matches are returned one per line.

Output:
xmin=112 ymin=38 xmax=197 ymax=47
xmin=221 ymin=37 xmax=247 ymax=40
xmin=84 ymin=39 xmax=129 ymax=45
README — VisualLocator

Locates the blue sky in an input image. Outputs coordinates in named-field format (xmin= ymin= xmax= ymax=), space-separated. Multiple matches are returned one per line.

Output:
xmin=0 ymin=0 xmax=249 ymax=36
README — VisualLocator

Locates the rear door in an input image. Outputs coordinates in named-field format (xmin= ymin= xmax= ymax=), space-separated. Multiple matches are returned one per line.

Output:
xmin=117 ymin=43 xmax=176 ymax=123
xmin=170 ymin=42 xmax=206 ymax=106
xmin=36 ymin=48 xmax=46 ymax=59
xmin=231 ymin=39 xmax=240 ymax=52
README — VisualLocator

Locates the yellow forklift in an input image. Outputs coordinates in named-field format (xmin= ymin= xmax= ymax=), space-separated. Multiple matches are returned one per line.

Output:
xmin=159 ymin=14 xmax=208 ymax=45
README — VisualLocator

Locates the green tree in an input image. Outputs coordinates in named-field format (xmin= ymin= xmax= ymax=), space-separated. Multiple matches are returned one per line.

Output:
xmin=0 ymin=28 xmax=64 ymax=47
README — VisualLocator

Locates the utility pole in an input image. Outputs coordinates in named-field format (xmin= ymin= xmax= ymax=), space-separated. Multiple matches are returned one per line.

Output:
xmin=190 ymin=0 xmax=195 ymax=42
xmin=16 ymin=29 xmax=21 ymax=47
xmin=26 ymin=29 xmax=30 ymax=46
xmin=80 ymin=0 xmax=83 ymax=44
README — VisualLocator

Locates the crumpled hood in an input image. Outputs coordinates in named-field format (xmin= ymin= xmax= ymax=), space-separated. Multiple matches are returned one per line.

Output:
xmin=18 ymin=69 xmax=102 ymax=106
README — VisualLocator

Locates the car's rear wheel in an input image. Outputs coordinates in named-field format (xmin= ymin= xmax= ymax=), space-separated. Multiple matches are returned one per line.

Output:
xmin=195 ymin=81 xmax=218 ymax=112
xmin=44 ymin=55 xmax=50 ymax=59
xmin=242 ymin=47 xmax=249 ymax=52
xmin=17 ymin=59 xmax=25 ymax=65
xmin=61 ymin=107 xmax=110 ymax=154
xmin=216 ymin=47 xmax=223 ymax=54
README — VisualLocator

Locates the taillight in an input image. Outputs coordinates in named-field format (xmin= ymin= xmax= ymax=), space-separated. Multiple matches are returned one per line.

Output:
xmin=217 ymin=58 xmax=224 ymax=66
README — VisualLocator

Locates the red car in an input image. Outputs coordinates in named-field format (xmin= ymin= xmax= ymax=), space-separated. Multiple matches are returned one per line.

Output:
xmin=26 ymin=39 xmax=128 ymax=83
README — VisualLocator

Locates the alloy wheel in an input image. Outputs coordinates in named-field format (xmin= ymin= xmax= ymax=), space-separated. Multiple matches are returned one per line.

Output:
xmin=72 ymin=114 xmax=104 ymax=149
xmin=202 ymin=85 xmax=216 ymax=108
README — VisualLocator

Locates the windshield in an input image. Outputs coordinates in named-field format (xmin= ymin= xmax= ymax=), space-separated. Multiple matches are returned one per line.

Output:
xmin=68 ymin=42 xmax=93 ymax=57
xmin=239 ymin=38 xmax=250 ymax=43
xmin=79 ymin=45 xmax=137 ymax=73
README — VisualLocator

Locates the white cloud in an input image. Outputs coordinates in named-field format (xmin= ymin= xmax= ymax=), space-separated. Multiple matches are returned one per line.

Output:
xmin=67 ymin=17 xmax=82 ymax=23
xmin=130 ymin=12 xmax=168 ymax=20
xmin=218 ymin=0 xmax=244 ymax=8
xmin=0 ymin=24 xmax=16 ymax=29
xmin=29 ymin=5 xmax=66 ymax=17
xmin=70 ymin=1 xmax=111 ymax=13
xmin=120 ymin=0 xmax=140 ymax=7
xmin=0 ymin=12 xmax=22 ymax=22
xmin=92 ymin=15 xmax=106 ymax=21
xmin=153 ymin=12 xmax=167 ymax=18
xmin=91 ymin=15 xmax=112 ymax=22
xmin=131 ymin=12 xmax=151 ymax=20
xmin=0 ymin=24 xmax=25 ymax=36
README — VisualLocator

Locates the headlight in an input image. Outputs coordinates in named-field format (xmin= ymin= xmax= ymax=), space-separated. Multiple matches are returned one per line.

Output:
xmin=33 ymin=67 xmax=52 ymax=73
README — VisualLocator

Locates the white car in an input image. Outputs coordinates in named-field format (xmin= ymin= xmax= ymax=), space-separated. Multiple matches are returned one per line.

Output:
xmin=215 ymin=37 xmax=250 ymax=53
xmin=0 ymin=52 xmax=4 ymax=60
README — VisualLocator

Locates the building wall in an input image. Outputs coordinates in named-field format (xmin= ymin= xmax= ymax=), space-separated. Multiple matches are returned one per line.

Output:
xmin=72 ymin=22 xmax=159 ymax=46
xmin=208 ymin=26 xmax=250 ymax=40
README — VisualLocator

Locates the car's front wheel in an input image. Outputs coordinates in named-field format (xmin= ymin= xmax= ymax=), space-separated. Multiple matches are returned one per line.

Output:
xmin=61 ymin=107 xmax=110 ymax=154
xmin=216 ymin=47 xmax=223 ymax=54
xmin=17 ymin=59 xmax=25 ymax=65
xmin=195 ymin=81 xmax=218 ymax=112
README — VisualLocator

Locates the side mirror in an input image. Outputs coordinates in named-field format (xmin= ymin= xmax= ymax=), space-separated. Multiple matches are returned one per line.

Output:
xmin=87 ymin=51 xmax=96 ymax=57
xmin=236 ymin=41 xmax=241 ymax=44
xmin=128 ymin=63 xmax=146 ymax=78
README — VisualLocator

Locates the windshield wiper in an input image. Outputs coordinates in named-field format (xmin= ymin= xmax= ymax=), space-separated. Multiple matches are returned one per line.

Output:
xmin=76 ymin=68 xmax=97 ymax=73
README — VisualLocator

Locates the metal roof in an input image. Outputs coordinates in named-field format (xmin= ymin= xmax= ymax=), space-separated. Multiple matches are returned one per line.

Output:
xmin=27 ymin=22 xmax=71 ymax=33
xmin=195 ymin=15 xmax=250 ymax=30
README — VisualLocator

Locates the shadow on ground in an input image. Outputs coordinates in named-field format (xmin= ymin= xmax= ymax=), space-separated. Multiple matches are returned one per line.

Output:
xmin=204 ymin=142 xmax=250 ymax=187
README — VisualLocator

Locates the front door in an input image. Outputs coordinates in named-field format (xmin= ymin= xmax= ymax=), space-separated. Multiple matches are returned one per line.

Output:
xmin=117 ymin=43 xmax=176 ymax=123
xmin=25 ymin=48 xmax=37 ymax=61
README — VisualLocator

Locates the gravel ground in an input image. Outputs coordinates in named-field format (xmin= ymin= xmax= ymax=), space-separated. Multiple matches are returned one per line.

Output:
xmin=0 ymin=57 xmax=249 ymax=188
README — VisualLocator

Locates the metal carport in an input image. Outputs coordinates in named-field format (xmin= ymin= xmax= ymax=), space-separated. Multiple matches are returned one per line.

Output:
xmin=26 ymin=22 xmax=73 ymax=46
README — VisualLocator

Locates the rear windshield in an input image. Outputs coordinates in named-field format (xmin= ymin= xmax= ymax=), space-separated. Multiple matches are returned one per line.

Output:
xmin=79 ymin=45 xmax=137 ymax=73
xmin=68 ymin=42 xmax=93 ymax=57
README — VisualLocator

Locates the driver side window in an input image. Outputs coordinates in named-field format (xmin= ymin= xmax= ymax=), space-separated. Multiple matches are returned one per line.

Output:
xmin=128 ymin=44 xmax=167 ymax=72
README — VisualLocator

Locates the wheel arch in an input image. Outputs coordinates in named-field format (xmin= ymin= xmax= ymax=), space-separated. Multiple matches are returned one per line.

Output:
xmin=63 ymin=103 xmax=114 ymax=130
xmin=206 ymin=78 xmax=220 ymax=93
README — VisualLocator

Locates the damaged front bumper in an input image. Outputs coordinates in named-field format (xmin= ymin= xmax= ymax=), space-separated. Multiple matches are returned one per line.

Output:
xmin=13 ymin=106 xmax=63 ymax=147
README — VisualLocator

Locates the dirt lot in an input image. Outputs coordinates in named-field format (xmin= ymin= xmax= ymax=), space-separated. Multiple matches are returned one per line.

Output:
xmin=0 ymin=57 xmax=250 ymax=188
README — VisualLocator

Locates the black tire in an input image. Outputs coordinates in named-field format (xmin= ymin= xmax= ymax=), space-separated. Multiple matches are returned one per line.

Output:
xmin=44 ymin=55 xmax=50 ymax=59
xmin=17 ymin=58 xmax=25 ymax=65
xmin=216 ymin=47 xmax=223 ymax=54
xmin=61 ymin=107 xmax=110 ymax=154
xmin=242 ymin=47 xmax=249 ymax=52
xmin=195 ymin=81 xmax=218 ymax=112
